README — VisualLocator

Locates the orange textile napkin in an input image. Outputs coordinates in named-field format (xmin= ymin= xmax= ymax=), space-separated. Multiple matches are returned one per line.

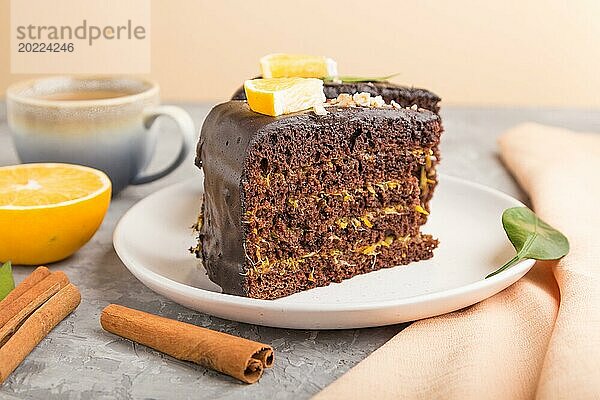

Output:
xmin=315 ymin=123 xmax=600 ymax=399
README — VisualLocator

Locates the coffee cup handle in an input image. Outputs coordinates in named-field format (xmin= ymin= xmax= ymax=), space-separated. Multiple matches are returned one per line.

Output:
xmin=131 ymin=105 xmax=195 ymax=185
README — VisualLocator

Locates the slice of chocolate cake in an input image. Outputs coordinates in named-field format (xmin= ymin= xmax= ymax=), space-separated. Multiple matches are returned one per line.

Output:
xmin=194 ymin=98 xmax=443 ymax=299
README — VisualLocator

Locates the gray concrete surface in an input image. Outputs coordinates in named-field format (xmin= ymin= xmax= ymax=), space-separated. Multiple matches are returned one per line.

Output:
xmin=0 ymin=103 xmax=598 ymax=399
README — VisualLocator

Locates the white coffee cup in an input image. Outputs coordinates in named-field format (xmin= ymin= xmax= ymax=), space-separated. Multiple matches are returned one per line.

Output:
xmin=6 ymin=76 xmax=195 ymax=195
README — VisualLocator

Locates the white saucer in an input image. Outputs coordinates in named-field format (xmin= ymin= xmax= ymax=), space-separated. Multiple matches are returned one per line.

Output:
xmin=113 ymin=174 xmax=534 ymax=329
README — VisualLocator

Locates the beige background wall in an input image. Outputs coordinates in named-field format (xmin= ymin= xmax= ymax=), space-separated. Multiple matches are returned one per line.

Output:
xmin=1 ymin=0 xmax=599 ymax=107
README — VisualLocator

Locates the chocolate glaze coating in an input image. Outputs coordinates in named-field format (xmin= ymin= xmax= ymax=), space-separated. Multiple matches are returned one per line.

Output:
xmin=195 ymin=103 xmax=274 ymax=295
xmin=196 ymin=101 xmax=441 ymax=297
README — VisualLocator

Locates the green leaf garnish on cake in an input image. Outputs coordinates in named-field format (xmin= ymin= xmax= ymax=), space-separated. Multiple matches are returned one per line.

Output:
xmin=322 ymin=73 xmax=401 ymax=83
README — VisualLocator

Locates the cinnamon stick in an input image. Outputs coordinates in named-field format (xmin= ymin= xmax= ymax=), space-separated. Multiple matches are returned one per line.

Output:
xmin=100 ymin=304 xmax=274 ymax=384
xmin=0 ymin=271 xmax=69 ymax=329
xmin=0 ymin=266 xmax=50 ymax=312
xmin=0 ymin=283 xmax=61 ymax=347
xmin=0 ymin=284 xmax=81 ymax=384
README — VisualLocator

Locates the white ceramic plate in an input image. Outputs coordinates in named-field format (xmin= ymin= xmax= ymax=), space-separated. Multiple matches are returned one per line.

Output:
xmin=113 ymin=174 xmax=534 ymax=329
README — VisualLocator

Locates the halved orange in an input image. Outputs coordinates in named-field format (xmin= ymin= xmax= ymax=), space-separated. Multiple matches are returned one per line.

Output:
xmin=0 ymin=163 xmax=111 ymax=265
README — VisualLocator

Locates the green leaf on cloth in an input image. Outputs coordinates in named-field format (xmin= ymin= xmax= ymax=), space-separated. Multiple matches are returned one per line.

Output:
xmin=487 ymin=207 xmax=570 ymax=278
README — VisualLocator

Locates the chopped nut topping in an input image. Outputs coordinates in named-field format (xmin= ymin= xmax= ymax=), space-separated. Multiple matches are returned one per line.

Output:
xmin=328 ymin=92 xmax=418 ymax=111
xmin=331 ymin=93 xmax=354 ymax=107
xmin=352 ymin=92 xmax=372 ymax=107
xmin=369 ymin=95 xmax=385 ymax=108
